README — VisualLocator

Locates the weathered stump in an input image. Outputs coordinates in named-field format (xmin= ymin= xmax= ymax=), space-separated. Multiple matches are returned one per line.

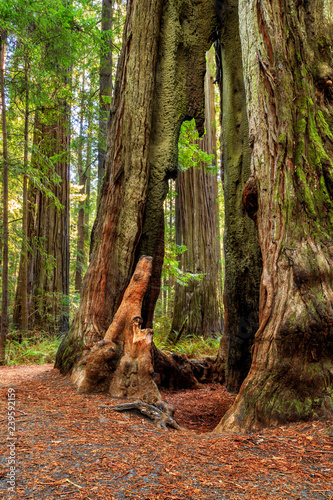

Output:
xmin=75 ymin=256 xmax=160 ymax=402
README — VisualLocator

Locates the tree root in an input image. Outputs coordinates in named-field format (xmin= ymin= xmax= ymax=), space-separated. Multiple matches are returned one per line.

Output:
xmin=100 ymin=399 xmax=183 ymax=430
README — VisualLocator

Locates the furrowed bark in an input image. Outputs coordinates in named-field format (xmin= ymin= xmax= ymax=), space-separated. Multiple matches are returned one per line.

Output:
xmin=56 ymin=0 xmax=217 ymax=375
xmin=0 ymin=30 xmax=8 ymax=364
xmin=170 ymin=50 xmax=223 ymax=341
xmin=216 ymin=0 xmax=333 ymax=432
xmin=216 ymin=0 xmax=262 ymax=393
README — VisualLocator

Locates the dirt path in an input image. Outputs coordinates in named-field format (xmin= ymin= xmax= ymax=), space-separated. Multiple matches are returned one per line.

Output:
xmin=0 ymin=364 xmax=332 ymax=500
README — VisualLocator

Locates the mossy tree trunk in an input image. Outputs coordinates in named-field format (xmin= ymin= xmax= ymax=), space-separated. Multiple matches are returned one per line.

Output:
xmin=216 ymin=0 xmax=262 ymax=393
xmin=170 ymin=51 xmax=223 ymax=340
xmin=55 ymin=0 xmax=217 ymax=374
xmin=216 ymin=0 xmax=333 ymax=432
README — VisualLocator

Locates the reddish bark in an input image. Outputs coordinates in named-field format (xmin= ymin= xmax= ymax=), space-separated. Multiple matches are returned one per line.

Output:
xmin=75 ymin=256 xmax=160 ymax=401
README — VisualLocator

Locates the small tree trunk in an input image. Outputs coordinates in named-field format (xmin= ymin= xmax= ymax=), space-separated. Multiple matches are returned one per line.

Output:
xmin=0 ymin=30 xmax=8 ymax=364
xmin=31 ymin=106 xmax=70 ymax=335
xmin=75 ymin=73 xmax=86 ymax=294
xmin=98 ymin=0 xmax=113 ymax=190
xmin=13 ymin=117 xmax=39 ymax=329
xmin=20 ymin=54 xmax=30 ymax=335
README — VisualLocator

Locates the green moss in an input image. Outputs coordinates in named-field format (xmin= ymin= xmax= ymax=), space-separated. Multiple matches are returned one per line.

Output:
xmin=295 ymin=166 xmax=317 ymax=218
xmin=316 ymin=110 xmax=333 ymax=142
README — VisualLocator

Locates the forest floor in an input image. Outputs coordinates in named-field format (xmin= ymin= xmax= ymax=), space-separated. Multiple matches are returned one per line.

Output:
xmin=0 ymin=364 xmax=333 ymax=500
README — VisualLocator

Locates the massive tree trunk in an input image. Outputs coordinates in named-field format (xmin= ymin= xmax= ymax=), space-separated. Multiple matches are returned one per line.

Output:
xmin=215 ymin=0 xmax=263 ymax=393
xmin=55 ymin=0 xmax=217 ymax=375
xmin=170 ymin=51 xmax=223 ymax=340
xmin=216 ymin=0 xmax=333 ymax=432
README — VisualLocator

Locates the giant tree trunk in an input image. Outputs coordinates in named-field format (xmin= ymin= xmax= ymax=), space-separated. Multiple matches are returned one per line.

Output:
xmin=55 ymin=0 xmax=217 ymax=374
xmin=170 ymin=51 xmax=223 ymax=340
xmin=216 ymin=0 xmax=333 ymax=432
xmin=216 ymin=0 xmax=263 ymax=393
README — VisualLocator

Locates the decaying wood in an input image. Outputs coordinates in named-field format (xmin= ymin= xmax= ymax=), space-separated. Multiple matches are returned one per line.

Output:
xmin=75 ymin=256 xmax=160 ymax=402
xmin=73 ymin=254 xmax=224 ymax=404
xmin=101 ymin=399 xmax=183 ymax=430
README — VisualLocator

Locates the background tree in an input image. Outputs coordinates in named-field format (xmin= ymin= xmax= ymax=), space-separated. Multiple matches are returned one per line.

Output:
xmin=0 ymin=28 xmax=8 ymax=363
xmin=170 ymin=51 xmax=222 ymax=341
xmin=98 ymin=0 xmax=113 ymax=189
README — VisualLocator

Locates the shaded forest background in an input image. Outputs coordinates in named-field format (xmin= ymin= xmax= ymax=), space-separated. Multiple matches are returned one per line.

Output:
xmin=0 ymin=0 xmax=224 ymax=364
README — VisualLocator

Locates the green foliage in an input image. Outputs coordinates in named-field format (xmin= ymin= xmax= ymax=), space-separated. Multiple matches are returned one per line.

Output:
xmin=163 ymin=242 xmax=205 ymax=286
xmin=5 ymin=333 xmax=61 ymax=365
xmin=153 ymin=315 xmax=220 ymax=358
xmin=178 ymin=119 xmax=216 ymax=174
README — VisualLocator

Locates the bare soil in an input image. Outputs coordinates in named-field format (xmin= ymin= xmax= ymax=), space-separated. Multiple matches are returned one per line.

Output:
xmin=0 ymin=364 xmax=332 ymax=499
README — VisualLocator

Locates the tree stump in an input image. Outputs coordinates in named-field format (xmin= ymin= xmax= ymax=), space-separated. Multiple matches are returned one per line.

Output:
xmin=75 ymin=256 xmax=161 ymax=402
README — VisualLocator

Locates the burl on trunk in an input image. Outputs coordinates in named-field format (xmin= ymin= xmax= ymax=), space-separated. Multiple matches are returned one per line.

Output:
xmin=73 ymin=256 xmax=161 ymax=402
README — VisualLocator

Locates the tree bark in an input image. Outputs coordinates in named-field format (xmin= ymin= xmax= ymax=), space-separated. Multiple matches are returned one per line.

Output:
xmin=30 ymin=107 xmax=70 ymax=335
xmin=21 ymin=53 xmax=30 ymax=335
xmin=216 ymin=0 xmax=333 ymax=432
xmin=98 ymin=0 xmax=113 ymax=190
xmin=215 ymin=0 xmax=263 ymax=393
xmin=0 ymin=30 xmax=8 ymax=364
xmin=55 ymin=0 xmax=217 ymax=374
xmin=170 ymin=51 xmax=223 ymax=340
xmin=75 ymin=73 xmax=87 ymax=294
xmin=74 ymin=256 xmax=161 ymax=401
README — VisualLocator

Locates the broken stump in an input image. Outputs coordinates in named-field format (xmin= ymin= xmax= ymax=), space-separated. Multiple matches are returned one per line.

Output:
xmin=76 ymin=255 xmax=160 ymax=402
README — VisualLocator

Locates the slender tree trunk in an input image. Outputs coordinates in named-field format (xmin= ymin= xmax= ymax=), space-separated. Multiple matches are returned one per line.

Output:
xmin=170 ymin=51 xmax=222 ymax=340
xmin=75 ymin=73 xmax=86 ymax=294
xmin=31 ymin=106 xmax=70 ymax=335
xmin=13 ymin=115 xmax=39 ymax=330
xmin=217 ymin=0 xmax=333 ymax=432
xmin=98 ymin=0 xmax=113 ymax=190
xmin=84 ymin=110 xmax=92 ymax=251
xmin=0 ymin=30 xmax=8 ymax=364
xmin=56 ymin=0 xmax=217 ymax=375
xmin=21 ymin=55 xmax=30 ymax=334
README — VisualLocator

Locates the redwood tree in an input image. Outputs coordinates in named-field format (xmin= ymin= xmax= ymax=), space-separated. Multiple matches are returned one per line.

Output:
xmin=0 ymin=29 xmax=8 ymax=364
xmin=55 ymin=0 xmax=217 ymax=373
xmin=215 ymin=0 xmax=262 ymax=393
xmin=170 ymin=52 xmax=223 ymax=340
xmin=217 ymin=0 xmax=333 ymax=431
